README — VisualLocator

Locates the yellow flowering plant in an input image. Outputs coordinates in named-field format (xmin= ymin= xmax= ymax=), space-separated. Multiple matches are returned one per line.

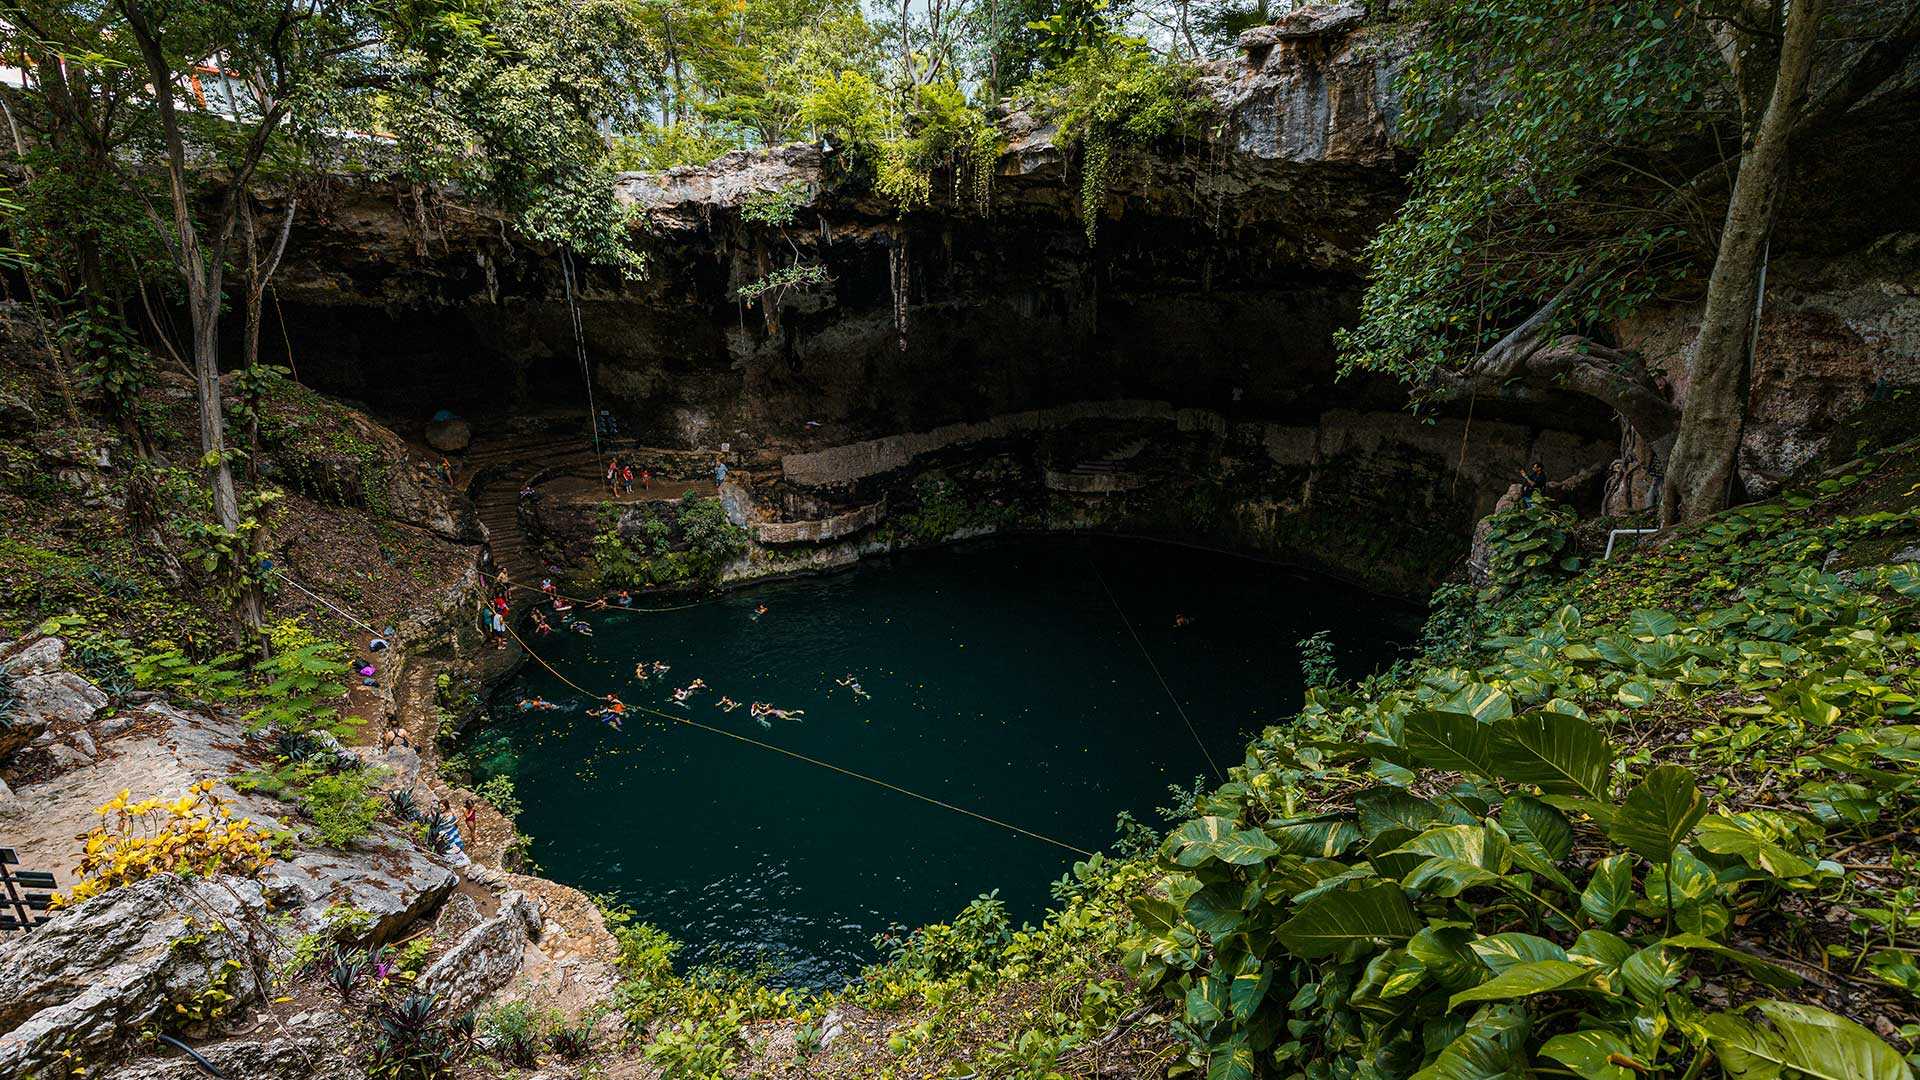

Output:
xmin=54 ymin=780 xmax=281 ymax=907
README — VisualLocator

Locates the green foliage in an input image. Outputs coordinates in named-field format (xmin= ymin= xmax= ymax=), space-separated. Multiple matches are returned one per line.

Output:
xmin=1481 ymin=498 xmax=1581 ymax=595
xmin=611 ymin=122 xmax=742 ymax=171
xmin=246 ymin=618 xmax=356 ymax=739
xmin=1337 ymin=0 xmax=1724 ymax=389
xmin=1021 ymin=38 xmax=1202 ymax=244
xmin=1297 ymin=630 xmax=1339 ymax=690
xmin=301 ymin=767 xmax=387 ymax=848
xmin=365 ymin=993 xmax=474 ymax=1080
xmin=1122 ymin=460 xmax=1920 ymax=1079
xmin=377 ymin=0 xmax=652 ymax=273
xmin=475 ymin=775 xmax=522 ymax=822
xmin=801 ymin=74 xmax=1001 ymax=214
xmin=595 ymin=495 xmax=749 ymax=588
xmin=63 ymin=306 xmax=151 ymax=421
xmin=596 ymin=901 xmax=804 ymax=1077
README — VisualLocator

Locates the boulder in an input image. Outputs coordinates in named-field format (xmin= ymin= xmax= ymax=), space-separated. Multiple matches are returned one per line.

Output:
xmin=46 ymin=743 xmax=93 ymax=771
xmin=260 ymin=834 xmax=459 ymax=945
xmin=1238 ymin=1 xmax=1367 ymax=48
xmin=416 ymin=889 xmax=542 ymax=1015
xmin=99 ymin=1029 xmax=360 ymax=1080
xmin=14 ymin=670 xmax=108 ymax=729
xmin=0 ymin=388 xmax=37 ymax=437
xmin=0 ymin=875 xmax=271 ymax=1077
xmin=424 ymin=416 xmax=472 ymax=453
xmin=4 ymin=636 xmax=68 ymax=675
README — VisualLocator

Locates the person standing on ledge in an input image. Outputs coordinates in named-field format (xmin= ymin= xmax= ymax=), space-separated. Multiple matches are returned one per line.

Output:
xmin=1519 ymin=461 xmax=1548 ymax=507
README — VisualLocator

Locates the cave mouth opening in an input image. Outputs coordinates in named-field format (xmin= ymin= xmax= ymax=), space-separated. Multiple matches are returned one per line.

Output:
xmin=460 ymin=534 xmax=1422 ymax=988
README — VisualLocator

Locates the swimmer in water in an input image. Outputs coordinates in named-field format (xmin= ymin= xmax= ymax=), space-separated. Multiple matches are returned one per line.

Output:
xmin=650 ymin=660 xmax=671 ymax=675
xmin=716 ymin=696 xmax=741 ymax=712
xmin=1173 ymin=613 xmax=1191 ymax=628
xmin=836 ymin=674 xmax=871 ymax=700
xmin=569 ymin=620 xmax=593 ymax=635
xmin=687 ymin=678 xmax=707 ymax=692
xmin=585 ymin=695 xmax=627 ymax=730
xmin=671 ymin=687 xmax=692 ymax=708
xmin=552 ymin=596 xmax=573 ymax=613
xmin=764 ymin=705 xmax=805 ymax=721
xmin=633 ymin=662 xmax=650 ymax=681
xmin=517 ymin=696 xmax=558 ymax=712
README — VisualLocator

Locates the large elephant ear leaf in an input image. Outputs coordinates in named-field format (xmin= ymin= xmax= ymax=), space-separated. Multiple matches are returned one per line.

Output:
xmin=1627 ymin=609 xmax=1679 ymax=639
xmin=1755 ymin=1001 xmax=1913 ymax=1080
xmin=1403 ymin=710 xmax=1501 ymax=780
xmin=1501 ymin=795 xmax=1574 ymax=860
xmin=1165 ymin=816 xmax=1282 ymax=867
xmin=1274 ymin=880 xmax=1420 ymax=959
xmin=1489 ymin=710 xmax=1613 ymax=799
xmin=1608 ymin=765 xmax=1707 ymax=864
xmin=1356 ymin=786 xmax=1445 ymax=839
xmin=1442 ymin=683 xmax=1514 ymax=723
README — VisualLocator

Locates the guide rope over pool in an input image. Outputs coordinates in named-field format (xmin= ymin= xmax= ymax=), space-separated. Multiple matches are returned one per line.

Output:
xmin=501 ymin=620 xmax=1097 ymax=858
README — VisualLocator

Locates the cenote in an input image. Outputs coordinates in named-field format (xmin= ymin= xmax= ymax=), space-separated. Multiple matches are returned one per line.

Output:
xmin=464 ymin=536 xmax=1421 ymax=988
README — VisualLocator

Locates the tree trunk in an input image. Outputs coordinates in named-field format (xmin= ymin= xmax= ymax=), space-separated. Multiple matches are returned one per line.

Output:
xmin=1661 ymin=0 xmax=1824 ymax=525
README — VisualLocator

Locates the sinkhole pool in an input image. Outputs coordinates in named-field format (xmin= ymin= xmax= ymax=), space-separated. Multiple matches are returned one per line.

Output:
xmin=464 ymin=536 xmax=1422 ymax=988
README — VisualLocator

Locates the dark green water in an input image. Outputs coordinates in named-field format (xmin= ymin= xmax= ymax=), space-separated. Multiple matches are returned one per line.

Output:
xmin=469 ymin=536 xmax=1420 ymax=987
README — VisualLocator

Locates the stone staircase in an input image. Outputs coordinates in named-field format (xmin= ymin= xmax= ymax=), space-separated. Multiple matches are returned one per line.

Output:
xmin=466 ymin=437 xmax=608 ymax=593
xmin=1046 ymin=439 xmax=1147 ymax=493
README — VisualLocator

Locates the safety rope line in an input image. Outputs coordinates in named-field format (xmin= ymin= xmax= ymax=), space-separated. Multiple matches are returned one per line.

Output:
xmin=1085 ymin=558 xmax=1223 ymax=781
xmin=503 ymin=622 xmax=1094 ymax=858
xmin=268 ymin=567 xmax=385 ymax=637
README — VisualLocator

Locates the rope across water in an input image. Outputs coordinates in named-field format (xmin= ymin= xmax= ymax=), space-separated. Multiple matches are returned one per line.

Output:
xmin=501 ymin=620 xmax=1095 ymax=858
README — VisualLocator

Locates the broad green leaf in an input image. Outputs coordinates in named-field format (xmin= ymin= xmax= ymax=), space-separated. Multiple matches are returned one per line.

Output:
xmin=1581 ymin=854 xmax=1634 ymax=928
xmin=1627 ymin=609 xmax=1678 ymax=639
xmin=1184 ymin=884 xmax=1246 ymax=938
xmin=1410 ymin=1031 xmax=1526 ymax=1080
xmin=1502 ymin=795 xmax=1577 ymax=892
xmin=1186 ymin=972 xmax=1228 ymax=1024
xmin=1129 ymin=896 xmax=1181 ymax=935
xmin=1694 ymin=814 xmax=1816 ymax=878
xmin=1661 ymin=933 xmax=1800 ymax=989
xmin=1489 ymin=711 xmax=1613 ymax=798
xmin=1207 ymin=1037 xmax=1256 ymax=1080
xmin=1395 ymin=825 xmax=1511 ymax=898
xmin=1608 ymin=765 xmax=1706 ymax=863
xmin=1167 ymin=816 xmax=1283 ymax=867
xmin=1540 ymin=1030 xmax=1640 ymax=1080
xmin=1754 ymin=1000 xmax=1911 ymax=1080
xmin=1402 ymin=709 xmax=1501 ymax=779
xmin=1443 ymin=683 xmax=1514 ymax=722
xmin=1356 ymin=786 xmax=1445 ymax=839
xmin=1703 ymin=1013 xmax=1789 ymax=1080
xmin=1268 ymin=816 xmax=1362 ymax=858
xmin=1273 ymin=881 xmax=1420 ymax=959
xmin=1568 ymin=930 xmax=1635 ymax=970
xmin=1619 ymin=945 xmax=1684 ymax=1005
xmin=1448 ymin=958 xmax=1594 ymax=1009
xmin=1229 ymin=964 xmax=1271 ymax=1021
xmin=1409 ymin=926 xmax=1484 ymax=990
xmin=1500 ymin=795 xmax=1574 ymax=860
xmin=1469 ymin=932 xmax=1567 ymax=974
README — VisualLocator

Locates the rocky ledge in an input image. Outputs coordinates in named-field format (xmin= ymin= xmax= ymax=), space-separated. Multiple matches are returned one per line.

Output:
xmin=0 ymin=633 xmax=607 ymax=1079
